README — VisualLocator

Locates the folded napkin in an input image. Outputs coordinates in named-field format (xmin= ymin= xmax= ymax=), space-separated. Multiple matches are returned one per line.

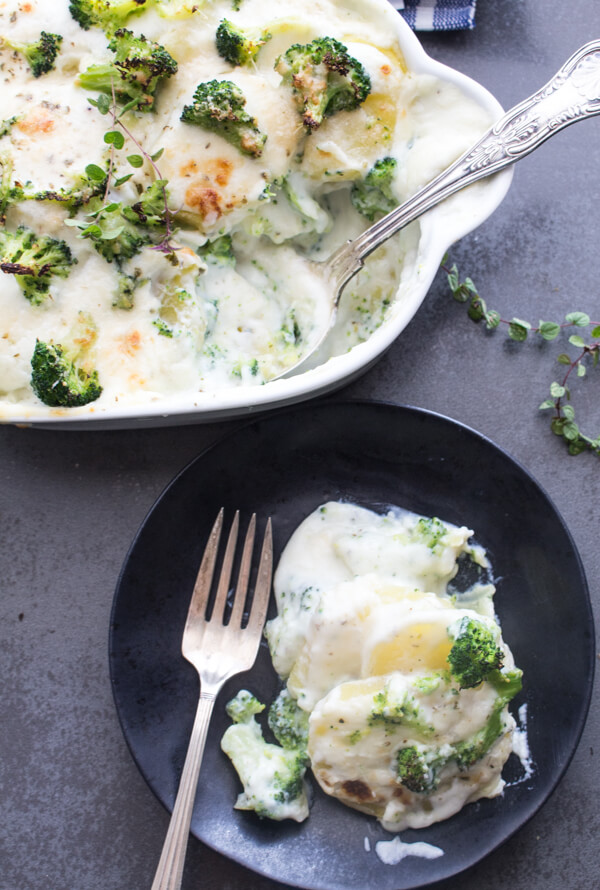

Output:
xmin=393 ymin=0 xmax=477 ymax=30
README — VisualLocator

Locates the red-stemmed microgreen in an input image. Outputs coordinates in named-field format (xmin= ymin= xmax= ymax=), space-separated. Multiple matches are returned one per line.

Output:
xmin=444 ymin=260 xmax=600 ymax=456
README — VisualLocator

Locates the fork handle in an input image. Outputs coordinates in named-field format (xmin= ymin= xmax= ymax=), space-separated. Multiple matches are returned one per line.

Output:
xmin=150 ymin=689 xmax=218 ymax=890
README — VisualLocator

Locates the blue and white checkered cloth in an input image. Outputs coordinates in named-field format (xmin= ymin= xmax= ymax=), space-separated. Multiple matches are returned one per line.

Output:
xmin=392 ymin=0 xmax=477 ymax=30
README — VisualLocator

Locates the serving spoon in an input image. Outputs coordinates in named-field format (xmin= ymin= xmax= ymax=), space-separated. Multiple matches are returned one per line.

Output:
xmin=279 ymin=39 xmax=600 ymax=378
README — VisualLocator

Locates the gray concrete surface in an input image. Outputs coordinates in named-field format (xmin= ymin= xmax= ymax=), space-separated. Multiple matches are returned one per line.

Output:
xmin=1 ymin=1 xmax=599 ymax=887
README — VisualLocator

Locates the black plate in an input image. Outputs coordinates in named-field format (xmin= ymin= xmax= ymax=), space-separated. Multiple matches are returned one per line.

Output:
xmin=109 ymin=400 xmax=595 ymax=890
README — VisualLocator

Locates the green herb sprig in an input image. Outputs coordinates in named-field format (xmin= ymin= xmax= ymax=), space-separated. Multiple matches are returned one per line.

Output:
xmin=444 ymin=262 xmax=600 ymax=456
xmin=86 ymin=87 xmax=177 ymax=258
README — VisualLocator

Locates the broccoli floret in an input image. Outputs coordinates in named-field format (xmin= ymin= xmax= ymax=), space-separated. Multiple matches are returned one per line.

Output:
xmin=226 ymin=689 xmax=265 ymax=723
xmin=69 ymin=0 xmax=149 ymax=33
xmin=0 ymin=116 xmax=18 ymax=138
xmin=396 ymin=745 xmax=441 ymax=793
xmin=447 ymin=617 xmax=505 ymax=689
xmin=215 ymin=19 xmax=271 ymax=66
xmin=2 ymin=31 xmax=63 ymax=78
xmin=18 ymin=166 xmax=108 ymax=212
xmin=275 ymin=37 xmax=371 ymax=131
xmin=351 ymin=157 xmax=398 ymax=221
xmin=79 ymin=29 xmax=177 ymax=112
xmin=113 ymin=269 xmax=142 ymax=308
xmin=123 ymin=179 xmax=169 ymax=227
xmin=0 ymin=225 xmax=75 ymax=304
xmin=268 ymin=688 xmax=309 ymax=752
xmin=221 ymin=690 xmax=310 ymax=822
xmin=368 ymin=685 xmax=434 ymax=737
xmin=196 ymin=233 xmax=236 ymax=266
xmin=73 ymin=201 xmax=151 ymax=264
xmin=0 ymin=153 xmax=17 ymax=224
xmin=453 ymin=669 xmax=522 ymax=768
xmin=181 ymin=79 xmax=267 ymax=158
xmin=30 ymin=336 xmax=102 ymax=408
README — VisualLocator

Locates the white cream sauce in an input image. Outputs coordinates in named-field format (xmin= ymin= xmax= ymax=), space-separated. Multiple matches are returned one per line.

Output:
xmin=265 ymin=501 xmax=522 ymax=833
xmin=0 ymin=0 xmax=493 ymax=417
xmin=375 ymin=836 xmax=444 ymax=865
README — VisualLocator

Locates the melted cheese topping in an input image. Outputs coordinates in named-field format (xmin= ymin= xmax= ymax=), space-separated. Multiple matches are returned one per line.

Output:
xmin=265 ymin=501 xmax=521 ymax=832
xmin=0 ymin=0 xmax=492 ymax=417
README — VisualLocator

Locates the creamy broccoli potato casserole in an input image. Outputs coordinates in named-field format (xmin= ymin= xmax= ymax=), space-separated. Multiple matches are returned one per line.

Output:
xmin=221 ymin=502 xmax=523 ymax=832
xmin=0 ymin=0 xmax=491 ymax=418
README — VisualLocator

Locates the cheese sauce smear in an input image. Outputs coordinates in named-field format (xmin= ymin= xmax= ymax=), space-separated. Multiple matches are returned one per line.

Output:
xmin=221 ymin=502 xmax=526 ymax=839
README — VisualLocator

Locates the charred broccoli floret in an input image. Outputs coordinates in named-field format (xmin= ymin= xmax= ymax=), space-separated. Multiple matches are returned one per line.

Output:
xmin=17 ymin=165 xmax=108 ymax=212
xmin=123 ymin=179 xmax=169 ymax=227
xmin=268 ymin=688 xmax=309 ymax=752
xmin=69 ymin=0 xmax=149 ymax=33
xmin=275 ymin=37 xmax=371 ymax=130
xmin=351 ymin=157 xmax=398 ymax=221
xmin=30 ymin=327 xmax=102 ymax=408
xmin=215 ymin=18 xmax=271 ymax=66
xmin=447 ymin=617 xmax=505 ymax=689
xmin=180 ymin=79 xmax=266 ymax=158
xmin=1 ymin=31 xmax=63 ymax=77
xmin=221 ymin=690 xmax=310 ymax=822
xmin=79 ymin=29 xmax=177 ymax=111
xmin=73 ymin=200 xmax=151 ymax=264
xmin=0 ymin=225 xmax=75 ymax=304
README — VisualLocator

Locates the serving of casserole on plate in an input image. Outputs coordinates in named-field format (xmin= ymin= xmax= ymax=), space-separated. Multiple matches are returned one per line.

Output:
xmin=0 ymin=0 xmax=511 ymax=427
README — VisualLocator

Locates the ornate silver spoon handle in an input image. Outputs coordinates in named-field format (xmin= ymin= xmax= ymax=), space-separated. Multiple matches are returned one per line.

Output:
xmin=332 ymin=39 xmax=600 ymax=278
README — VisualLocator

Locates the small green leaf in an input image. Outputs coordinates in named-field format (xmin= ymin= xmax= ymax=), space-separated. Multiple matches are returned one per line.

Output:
xmin=562 ymin=403 xmax=575 ymax=421
xmin=539 ymin=321 xmax=561 ymax=340
xmin=114 ymin=173 xmax=134 ymax=187
xmin=565 ymin=311 xmax=590 ymax=327
xmin=96 ymin=94 xmax=111 ymax=115
xmin=562 ymin=420 xmax=580 ymax=441
xmin=85 ymin=163 xmax=106 ymax=182
xmin=569 ymin=334 xmax=585 ymax=348
xmin=151 ymin=147 xmax=165 ymax=162
xmin=127 ymin=154 xmax=144 ymax=168
xmin=539 ymin=399 xmax=556 ymax=410
xmin=577 ymin=363 xmax=587 ymax=377
xmin=550 ymin=381 xmax=566 ymax=398
xmin=557 ymin=353 xmax=572 ymax=365
xmin=485 ymin=310 xmax=501 ymax=330
xmin=468 ymin=297 xmax=487 ymax=322
xmin=508 ymin=318 xmax=531 ymax=341
xmin=591 ymin=325 xmax=600 ymax=338
xmin=104 ymin=130 xmax=125 ymax=149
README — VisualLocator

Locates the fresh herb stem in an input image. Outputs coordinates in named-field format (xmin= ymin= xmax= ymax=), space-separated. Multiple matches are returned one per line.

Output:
xmin=89 ymin=84 xmax=177 ymax=257
xmin=443 ymin=260 xmax=600 ymax=456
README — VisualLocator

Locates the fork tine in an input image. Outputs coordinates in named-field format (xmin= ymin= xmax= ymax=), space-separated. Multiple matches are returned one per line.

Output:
xmin=211 ymin=510 xmax=239 ymax=622
xmin=245 ymin=517 xmax=273 ymax=635
xmin=229 ymin=513 xmax=256 ymax=627
xmin=185 ymin=507 xmax=224 ymax=625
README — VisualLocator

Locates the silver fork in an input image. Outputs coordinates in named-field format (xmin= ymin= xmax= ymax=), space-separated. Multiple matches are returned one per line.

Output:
xmin=150 ymin=508 xmax=273 ymax=890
